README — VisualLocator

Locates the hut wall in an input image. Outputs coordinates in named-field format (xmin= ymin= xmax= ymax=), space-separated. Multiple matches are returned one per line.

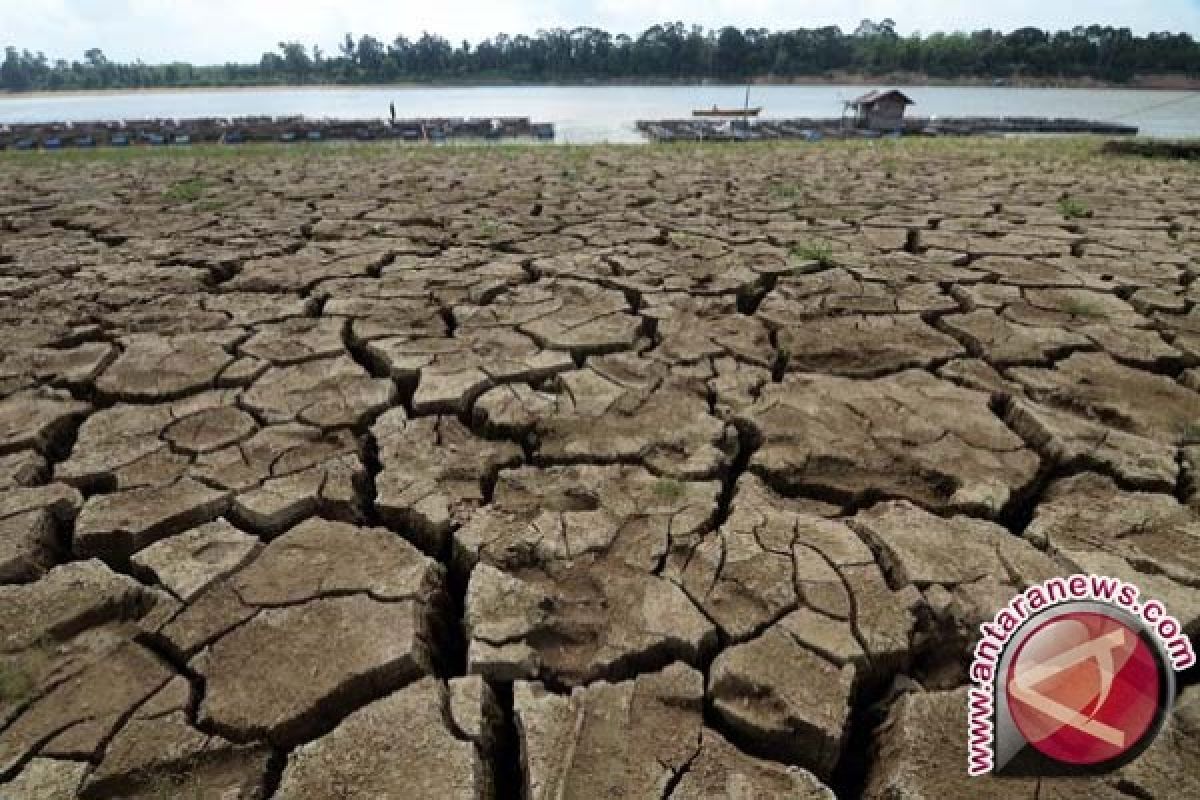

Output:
xmin=866 ymin=99 xmax=907 ymax=131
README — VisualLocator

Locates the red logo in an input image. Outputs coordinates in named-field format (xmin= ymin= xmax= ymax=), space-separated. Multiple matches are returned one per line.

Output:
xmin=1005 ymin=611 xmax=1161 ymax=766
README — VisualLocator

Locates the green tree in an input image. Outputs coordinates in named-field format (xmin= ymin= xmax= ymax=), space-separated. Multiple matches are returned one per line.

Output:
xmin=2 ymin=21 xmax=1199 ymax=91
xmin=278 ymin=41 xmax=312 ymax=78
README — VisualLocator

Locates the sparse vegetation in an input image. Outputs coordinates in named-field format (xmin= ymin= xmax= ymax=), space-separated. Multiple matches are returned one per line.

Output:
xmin=653 ymin=478 xmax=686 ymax=501
xmin=557 ymin=147 xmax=590 ymax=182
xmin=790 ymin=239 xmax=835 ymax=269
xmin=1057 ymin=195 xmax=1091 ymax=219
xmin=770 ymin=183 xmax=803 ymax=200
xmin=194 ymin=197 xmax=230 ymax=213
xmin=163 ymin=177 xmax=209 ymax=204
xmin=145 ymin=768 xmax=208 ymax=800
xmin=1178 ymin=420 xmax=1200 ymax=443
xmin=0 ymin=658 xmax=36 ymax=707
xmin=1061 ymin=297 xmax=1107 ymax=317
xmin=671 ymin=232 xmax=714 ymax=250
xmin=478 ymin=217 xmax=500 ymax=238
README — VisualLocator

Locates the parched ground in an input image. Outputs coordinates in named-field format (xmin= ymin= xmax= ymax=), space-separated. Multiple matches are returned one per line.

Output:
xmin=0 ymin=139 xmax=1197 ymax=798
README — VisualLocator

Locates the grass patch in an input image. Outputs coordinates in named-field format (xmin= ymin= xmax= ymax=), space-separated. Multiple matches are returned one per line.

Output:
xmin=557 ymin=145 xmax=590 ymax=181
xmin=163 ymin=177 xmax=209 ymax=204
xmin=478 ymin=217 xmax=500 ymax=238
xmin=193 ymin=197 xmax=230 ymax=213
xmin=1060 ymin=297 xmax=1107 ymax=317
xmin=143 ymin=767 xmax=210 ymax=800
xmin=0 ymin=136 xmax=1121 ymax=175
xmin=1178 ymin=420 xmax=1200 ymax=443
xmin=653 ymin=478 xmax=686 ymax=501
xmin=790 ymin=239 xmax=835 ymax=269
xmin=1057 ymin=195 xmax=1091 ymax=219
xmin=770 ymin=183 xmax=803 ymax=200
xmin=0 ymin=658 xmax=36 ymax=707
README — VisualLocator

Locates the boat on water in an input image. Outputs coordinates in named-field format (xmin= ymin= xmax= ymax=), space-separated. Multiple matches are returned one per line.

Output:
xmin=693 ymin=106 xmax=762 ymax=118
xmin=694 ymin=87 xmax=762 ymax=118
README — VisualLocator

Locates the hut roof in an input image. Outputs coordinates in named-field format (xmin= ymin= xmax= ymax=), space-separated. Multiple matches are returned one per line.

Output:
xmin=845 ymin=90 xmax=915 ymax=109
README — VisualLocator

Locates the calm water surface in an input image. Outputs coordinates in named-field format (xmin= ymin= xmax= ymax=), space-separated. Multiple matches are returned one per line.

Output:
xmin=0 ymin=85 xmax=1196 ymax=142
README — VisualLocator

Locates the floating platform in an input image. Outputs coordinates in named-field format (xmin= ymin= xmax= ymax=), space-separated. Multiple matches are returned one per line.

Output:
xmin=1102 ymin=139 xmax=1200 ymax=159
xmin=0 ymin=116 xmax=555 ymax=150
xmin=637 ymin=116 xmax=1139 ymax=142
xmin=692 ymin=107 xmax=763 ymax=118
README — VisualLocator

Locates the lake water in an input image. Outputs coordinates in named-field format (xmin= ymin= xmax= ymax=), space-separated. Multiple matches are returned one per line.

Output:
xmin=1 ymin=85 xmax=1197 ymax=142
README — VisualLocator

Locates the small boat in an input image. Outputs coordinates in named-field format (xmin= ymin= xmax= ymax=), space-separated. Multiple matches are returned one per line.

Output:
xmin=694 ymin=87 xmax=762 ymax=118
xmin=692 ymin=107 xmax=762 ymax=118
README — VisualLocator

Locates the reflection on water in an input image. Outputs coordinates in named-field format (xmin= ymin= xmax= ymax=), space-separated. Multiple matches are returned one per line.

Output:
xmin=0 ymin=85 xmax=1196 ymax=142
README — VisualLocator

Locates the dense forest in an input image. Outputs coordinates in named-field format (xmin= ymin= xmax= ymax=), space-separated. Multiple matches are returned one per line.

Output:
xmin=3 ymin=20 xmax=1198 ymax=91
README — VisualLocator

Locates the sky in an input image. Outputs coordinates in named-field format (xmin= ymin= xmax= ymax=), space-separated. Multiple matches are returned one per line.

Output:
xmin=4 ymin=0 xmax=1199 ymax=64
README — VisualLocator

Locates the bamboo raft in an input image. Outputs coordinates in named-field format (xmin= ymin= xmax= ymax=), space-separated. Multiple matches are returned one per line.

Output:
xmin=638 ymin=116 xmax=1139 ymax=142
xmin=0 ymin=116 xmax=556 ymax=149
xmin=1102 ymin=139 xmax=1200 ymax=159
xmin=692 ymin=107 xmax=763 ymax=118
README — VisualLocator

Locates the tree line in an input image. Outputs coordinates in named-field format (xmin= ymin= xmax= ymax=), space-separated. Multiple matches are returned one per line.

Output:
xmin=3 ymin=21 xmax=1198 ymax=91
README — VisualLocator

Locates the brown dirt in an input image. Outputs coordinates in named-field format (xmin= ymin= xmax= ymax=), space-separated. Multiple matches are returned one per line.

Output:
xmin=0 ymin=138 xmax=1196 ymax=797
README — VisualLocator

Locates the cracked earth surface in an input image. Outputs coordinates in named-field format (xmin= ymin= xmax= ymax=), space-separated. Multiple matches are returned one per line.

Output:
xmin=0 ymin=140 xmax=1197 ymax=798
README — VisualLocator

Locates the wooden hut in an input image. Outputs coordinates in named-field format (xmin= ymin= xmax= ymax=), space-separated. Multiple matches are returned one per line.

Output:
xmin=843 ymin=90 xmax=914 ymax=132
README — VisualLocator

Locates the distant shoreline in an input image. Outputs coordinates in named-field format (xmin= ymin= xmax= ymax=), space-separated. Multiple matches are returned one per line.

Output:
xmin=3 ymin=73 xmax=1199 ymax=97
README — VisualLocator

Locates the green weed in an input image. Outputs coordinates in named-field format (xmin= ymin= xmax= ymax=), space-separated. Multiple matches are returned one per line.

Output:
xmin=790 ymin=239 xmax=835 ymax=269
xmin=1057 ymin=196 xmax=1091 ymax=219
xmin=1060 ymin=297 xmax=1106 ymax=317
xmin=653 ymin=478 xmax=685 ymax=501
xmin=1177 ymin=420 xmax=1200 ymax=443
xmin=770 ymin=183 xmax=803 ymax=200
xmin=194 ymin=197 xmax=230 ymax=213
xmin=0 ymin=659 xmax=35 ymax=707
xmin=478 ymin=217 xmax=500 ymax=238
xmin=163 ymin=177 xmax=208 ymax=203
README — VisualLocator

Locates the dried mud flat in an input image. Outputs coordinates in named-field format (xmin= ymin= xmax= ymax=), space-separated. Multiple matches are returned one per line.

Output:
xmin=0 ymin=140 xmax=1197 ymax=798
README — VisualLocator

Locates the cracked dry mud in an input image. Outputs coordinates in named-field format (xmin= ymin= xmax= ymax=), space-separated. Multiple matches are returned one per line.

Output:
xmin=0 ymin=139 xmax=1197 ymax=799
